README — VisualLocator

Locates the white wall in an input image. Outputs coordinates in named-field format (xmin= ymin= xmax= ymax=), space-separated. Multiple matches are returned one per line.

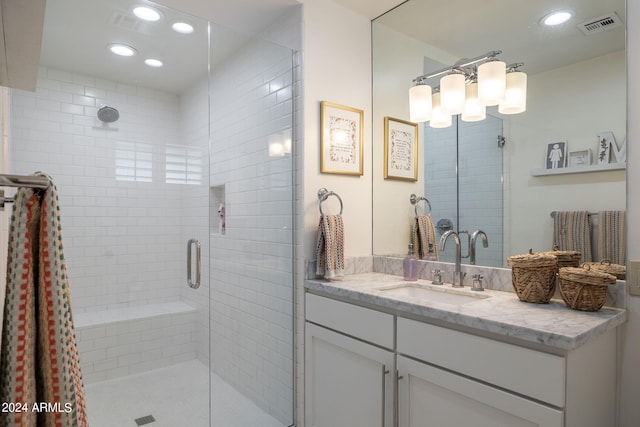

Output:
xmin=508 ymin=51 xmax=626 ymax=257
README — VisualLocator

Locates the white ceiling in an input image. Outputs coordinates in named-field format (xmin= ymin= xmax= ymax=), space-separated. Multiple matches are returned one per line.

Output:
xmin=370 ymin=0 xmax=625 ymax=76
xmin=38 ymin=0 xmax=624 ymax=95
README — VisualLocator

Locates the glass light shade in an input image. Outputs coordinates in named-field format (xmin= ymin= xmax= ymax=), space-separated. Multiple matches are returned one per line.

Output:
xmin=440 ymin=73 xmax=465 ymax=115
xmin=499 ymin=71 xmax=527 ymax=114
xmin=461 ymin=82 xmax=486 ymax=122
xmin=409 ymin=84 xmax=432 ymax=123
xmin=478 ymin=60 xmax=506 ymax=106
xmin=430 ymin=92 xmax=452 ymax=128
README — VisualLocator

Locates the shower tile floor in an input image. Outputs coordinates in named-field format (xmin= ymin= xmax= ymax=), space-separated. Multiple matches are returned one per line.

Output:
xmin=85 ymin=360 xmax=285 ymax=427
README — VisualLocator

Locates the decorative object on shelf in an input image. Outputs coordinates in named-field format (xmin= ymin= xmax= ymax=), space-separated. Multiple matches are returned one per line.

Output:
xmin=545 ymin=141 xmax=567 ymax=169
xmin=384 ymin=117 xmax=418 ymax=181
xmin=320 ymin=101 xmax=363 ymax=175
xmin=409 ymin=50 xmax=526 ymax=128
xmin=597 ymin=131 xmax=626 ymax=164
xmin=568 ymin=149 xmax=591 ymax=167
xmin=218 ymin=202 xmax=225 ymax=234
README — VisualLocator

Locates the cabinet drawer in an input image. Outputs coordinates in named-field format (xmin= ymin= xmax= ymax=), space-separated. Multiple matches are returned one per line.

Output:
xmin=397 ymin=317 xmax=565 ymax=407
xmin=306 ymin=293 xmax=394 ymax=349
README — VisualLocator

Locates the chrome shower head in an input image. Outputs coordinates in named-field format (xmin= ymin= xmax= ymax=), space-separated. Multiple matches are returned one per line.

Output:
xmin=97 ymin=106 xmax=120 ymax=123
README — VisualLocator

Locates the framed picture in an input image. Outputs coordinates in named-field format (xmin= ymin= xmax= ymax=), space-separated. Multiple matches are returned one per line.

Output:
xmin=384 ymin=117 xmax=418 ymax=181
xmin=545 ymin=141 xmax=567 ymax=169
xmin=568 ymin=149 xmax=591 ymax=167
xmin=320 ymin=101 xmax=364 ymax=175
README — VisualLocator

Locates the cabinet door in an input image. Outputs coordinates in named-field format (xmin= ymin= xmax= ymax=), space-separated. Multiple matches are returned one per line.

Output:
xmin=305 ymin=323 xmax=394 ymax=427
xmin=397 ymin=355 xmax=563 ymax=427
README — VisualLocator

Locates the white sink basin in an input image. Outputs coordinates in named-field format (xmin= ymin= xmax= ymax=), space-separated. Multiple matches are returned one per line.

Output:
xmin=378 ymin=283 xmax=488 ymax=306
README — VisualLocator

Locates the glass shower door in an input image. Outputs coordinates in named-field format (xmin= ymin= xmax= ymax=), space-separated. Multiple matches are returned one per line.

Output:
xmin=208 ymin=24 xmax=295 ymax=427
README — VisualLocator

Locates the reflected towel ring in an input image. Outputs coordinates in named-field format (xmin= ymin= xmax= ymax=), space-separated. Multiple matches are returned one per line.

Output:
xmin=318 ymin=188 xmax=343 ymax=215
xmin=410 ymin=193 xmax=432 ymax=216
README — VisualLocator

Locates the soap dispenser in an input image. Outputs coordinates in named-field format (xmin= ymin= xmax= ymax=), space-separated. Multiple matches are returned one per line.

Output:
xmin=403 ymin=243 xmax=418 ymax=281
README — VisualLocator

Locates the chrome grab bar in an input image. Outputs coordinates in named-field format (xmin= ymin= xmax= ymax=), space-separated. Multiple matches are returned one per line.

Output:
xmin=187 ymin=238 xmax=201 ymax=289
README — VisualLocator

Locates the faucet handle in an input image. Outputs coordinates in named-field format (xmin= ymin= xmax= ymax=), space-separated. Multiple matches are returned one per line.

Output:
xmin=471 ymin=274 xmax=484 ymax=292
xmin=431 ymin=269 xmax=443 ymax=285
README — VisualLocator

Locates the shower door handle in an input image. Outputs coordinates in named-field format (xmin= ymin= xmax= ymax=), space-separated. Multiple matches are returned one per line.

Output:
xmin=187 ymin=238 xmax=201 ymax=289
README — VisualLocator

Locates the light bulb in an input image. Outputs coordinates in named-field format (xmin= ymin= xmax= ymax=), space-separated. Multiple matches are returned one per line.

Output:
xmin=409 ymin=84 xmax=432 ymax=123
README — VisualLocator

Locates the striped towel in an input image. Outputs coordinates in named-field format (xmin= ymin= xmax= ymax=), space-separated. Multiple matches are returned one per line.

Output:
xmin=552 ymin=211 xmax=592 ymax=262
xmin=1 ymin=174 xmax=88 ymax=427
xmin=411 ymin=215 xmax=438 ymax=259
xmin=315 ymin=215 xmax=345 ymax=280
xmin=597 ymin=211 xmax=626 ymax=265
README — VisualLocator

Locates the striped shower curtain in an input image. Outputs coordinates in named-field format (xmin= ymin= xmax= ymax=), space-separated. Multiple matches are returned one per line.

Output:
xmin=0 ymin=174 xmax=87 ymax=427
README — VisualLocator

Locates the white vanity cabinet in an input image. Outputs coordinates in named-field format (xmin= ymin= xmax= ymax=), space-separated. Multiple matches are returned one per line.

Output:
xmin=305 ymin=292 xmax=619 ymax=427
xmin=305 ymin=293 xmax=395 ymax=427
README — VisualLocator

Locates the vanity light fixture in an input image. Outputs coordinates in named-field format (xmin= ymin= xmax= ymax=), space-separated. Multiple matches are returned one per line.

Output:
xmin=107 ymin=43 xmax=137 ymax=57
xmin=541 ymin=10 xmax=573 ymax=26
xmin=172 ymin=21 xmax=195 ymax=34
xmin=409 ymin=50 xmax=527 ymax=128
xmin=133 ymin=6 xmax=163 ymax=22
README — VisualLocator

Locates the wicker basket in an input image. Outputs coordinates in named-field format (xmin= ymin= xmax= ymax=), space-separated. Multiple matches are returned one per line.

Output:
xmin=507 ymin=251 xmax=558 ymax=304
xmin=558 ymin=266 xmax=616 ymax=311
xmin=539 ymin=246 xmax=582 ymax=268
xmin=581 ymin=260 xmax=626 ymax=280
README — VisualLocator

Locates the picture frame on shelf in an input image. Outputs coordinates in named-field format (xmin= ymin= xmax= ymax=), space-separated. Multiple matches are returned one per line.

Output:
xmin=384 ymin=116 xmax=418 ymax=181
xmin=545 ymin=141 xmax=567 ymax=169
xmin=568 ymin=149 xmax=591 ymax=167
xmin=320 ymin=101 xmax=364 ymax=175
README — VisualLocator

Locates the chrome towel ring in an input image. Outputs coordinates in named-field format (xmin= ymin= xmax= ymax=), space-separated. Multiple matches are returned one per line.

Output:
xmin=410 ymin=193 xmax=432 ymax=216
xmin=318 ymin=188 xmax=343 ymax=215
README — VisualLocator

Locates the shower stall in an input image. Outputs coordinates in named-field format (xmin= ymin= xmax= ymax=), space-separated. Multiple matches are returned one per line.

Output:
xmin=1 ymin=0 xmax=296 ymax=425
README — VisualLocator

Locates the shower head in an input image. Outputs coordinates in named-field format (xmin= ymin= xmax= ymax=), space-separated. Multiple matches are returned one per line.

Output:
xmin=97 ymin=106 xmax=120 ymax=123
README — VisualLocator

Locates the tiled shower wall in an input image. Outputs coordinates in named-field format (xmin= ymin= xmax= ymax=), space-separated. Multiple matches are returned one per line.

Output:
xmin=9 ymin=67 xmax=189 ymax=313
xmin=424 ymin=115 xmax=504 ymax=267
xmin=208 ymin=36 xmax=294 ymax=424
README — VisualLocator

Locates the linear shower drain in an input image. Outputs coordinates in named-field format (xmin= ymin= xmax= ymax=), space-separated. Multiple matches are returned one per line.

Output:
xmin=134 ymin=415 xmax=156 ymax=426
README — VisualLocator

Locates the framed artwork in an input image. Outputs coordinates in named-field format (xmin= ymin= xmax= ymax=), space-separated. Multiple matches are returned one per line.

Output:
xmin=320 ymin=101 xmax=364 ymax=175
xmin=568 ymin=149 xmax=591 ymax=167
xmin=384 ymin=117 xmax=418 ymax=181
xmin=545 ymin=141 xmax=567 ymax=169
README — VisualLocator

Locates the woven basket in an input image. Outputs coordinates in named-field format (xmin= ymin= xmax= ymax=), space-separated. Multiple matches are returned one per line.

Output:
xmin=581 ymin=260 xmax=626 ymax=280
xmin=539 ymin=246 xmax=582 ymax=268
xmin=558 ymin=266 xmax=616 ymax=311
xmin=507 ymin=251 xmax=558 ymax=304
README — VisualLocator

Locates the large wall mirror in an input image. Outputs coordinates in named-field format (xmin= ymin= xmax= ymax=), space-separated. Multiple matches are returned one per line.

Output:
xmin=372 ymin=0 xmax=626 ymax=268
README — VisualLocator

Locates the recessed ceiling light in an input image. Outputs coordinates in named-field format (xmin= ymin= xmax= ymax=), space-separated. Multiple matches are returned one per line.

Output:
xmin=133 ymin=6 xmax=162 ymax=22
xmin=172 ymin=21 xmax=194 ymax=34
xmin=145 ymin=58 xmax=163 ymax=68
xmin=107 ymin=43 xmax=137 ymax=57
xmin=541 ymin=10 xmax=573 ymax=26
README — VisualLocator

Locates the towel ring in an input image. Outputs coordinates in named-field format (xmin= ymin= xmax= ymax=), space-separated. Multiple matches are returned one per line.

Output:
xmin=318 ymin=188 xmax=343 ymax=215
xmin=410 ymin=193 xmax=432 ymax=216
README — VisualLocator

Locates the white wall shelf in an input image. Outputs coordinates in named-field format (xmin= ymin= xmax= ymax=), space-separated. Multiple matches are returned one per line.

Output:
xmin=530 ymin=162 xmax=626 ymax=177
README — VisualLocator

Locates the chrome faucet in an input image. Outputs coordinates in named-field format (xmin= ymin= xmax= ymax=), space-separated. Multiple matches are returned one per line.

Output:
xmin=440 ymin=230 xmax=465 ymax=287
xmin=470 ymin=230 xmax=489 ymax=265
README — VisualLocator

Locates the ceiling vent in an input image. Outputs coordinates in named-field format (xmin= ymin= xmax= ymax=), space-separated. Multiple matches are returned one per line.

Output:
xmin=109 ymin=12 xmax=142 ymax=32
xmin=578 ymin=12 xmax=623 ymax=35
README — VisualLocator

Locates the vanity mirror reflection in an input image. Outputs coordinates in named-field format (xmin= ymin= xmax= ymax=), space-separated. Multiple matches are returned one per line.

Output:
xmin=372 ymin=0 xmax=626 ymax=268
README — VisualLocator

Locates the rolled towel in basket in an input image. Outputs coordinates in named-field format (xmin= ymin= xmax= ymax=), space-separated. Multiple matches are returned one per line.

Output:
xmin=315 ymin=214 xmax=345 ymax=280
xmin=411 ymin=215 xmax=438 ymax=259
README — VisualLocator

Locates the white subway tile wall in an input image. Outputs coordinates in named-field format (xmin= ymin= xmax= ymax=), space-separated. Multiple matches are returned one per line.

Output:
xmin=10 ymin=67 xmax=186 ymax=313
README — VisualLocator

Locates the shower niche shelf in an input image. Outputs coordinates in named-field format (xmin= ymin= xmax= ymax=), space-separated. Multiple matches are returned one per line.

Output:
xmin=211 ymin=185 xmax=225 ymax=235
xmin=530 ymin=162 xmax=626 ymax=177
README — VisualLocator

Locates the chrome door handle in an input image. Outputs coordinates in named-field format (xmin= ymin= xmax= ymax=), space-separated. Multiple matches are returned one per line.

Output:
xmin=187 ymin=238 xmax=201 ymax=289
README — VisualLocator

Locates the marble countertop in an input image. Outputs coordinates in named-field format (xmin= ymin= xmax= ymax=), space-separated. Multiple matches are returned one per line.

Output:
xmin=305 ymin=272 xmax=627 ymax=352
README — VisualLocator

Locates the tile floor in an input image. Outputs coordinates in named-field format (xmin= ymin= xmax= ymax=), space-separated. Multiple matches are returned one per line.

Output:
xmin=85 ymin=360 xmax=286 ymax=427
